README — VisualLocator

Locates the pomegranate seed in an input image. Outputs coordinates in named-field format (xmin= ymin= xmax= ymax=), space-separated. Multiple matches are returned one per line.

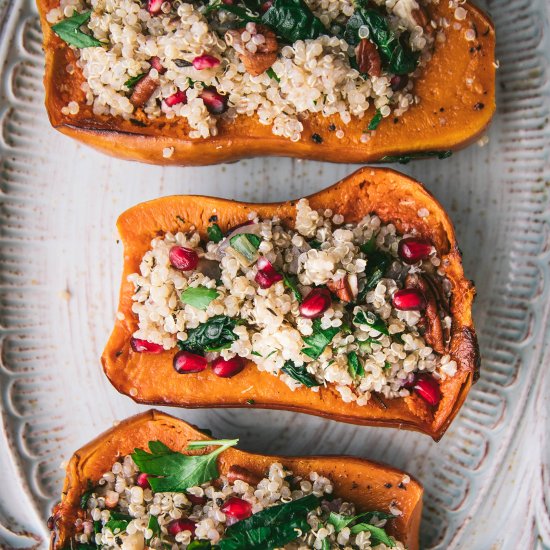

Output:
xmin=390 ymin=74 xmax=409 ymax=92
xmin=398 ymin=237 xmax=433 ymax=264
xmin=173 ymin=351 xmax=207 ymax=374
xmin=164 ymin=91 xmax=187 ymax=107
xmin=212 ymin=356 xmax=245 ymax=378
xmin=130 ymin=338 xmax=164 ymax=353
xmin=260 ymin=0 xmax=272 ymax=11
xmin=255 ymin=257 xmax=283 ymax=289
xmin=167 ymin=518 xmax=196 ymax=537
xmin=221 ymin=497 xmax=252 ymax=520
xmin=200 ymin=87 xmax=228 ymax=115
xmin=392 ymin=288 xmax=427 ymax=311
xmin=146 ymin=0 xmax=163 ymax=15
xmin=299 ymin=288 xmax=332 ymax=319
xmin=150 ymin=56 xmax=166 ymax=74
xmin=169 ymin=246 xmax=199 ymax=271
xmin=413 ymin=374 xmax=441 ymax=406
xmin=192 ymin=55 xmax=221 ymax=70
xmin=186 ymin=493 xmax=207 ymax=506
xmin=222 ymin=0 xmax=233 ymax=4
xmin=136 ymin=473 xmax=151 ymax=489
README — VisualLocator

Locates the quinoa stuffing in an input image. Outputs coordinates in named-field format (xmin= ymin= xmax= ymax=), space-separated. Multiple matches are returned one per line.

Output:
xmin=46 ymin=0 xmax=446 ymax=141
xmin=73 ymin=438 xmax=406 ymax=549
xmin=127 ymin=199 xmax=456 ymax=407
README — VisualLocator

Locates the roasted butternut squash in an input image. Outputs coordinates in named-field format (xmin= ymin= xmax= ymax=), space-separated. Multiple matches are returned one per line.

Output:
xmin=49 ymin=410 xmax=423 ymax=549
xmin=102 ymin=167 xmax=479 ymax=440
xmin=37 ymin=0 xmax=495 ymax=166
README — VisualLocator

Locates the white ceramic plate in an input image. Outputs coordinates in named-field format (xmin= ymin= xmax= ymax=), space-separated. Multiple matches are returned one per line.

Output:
xmin=0 ymin=0 xmax=549 ymax=548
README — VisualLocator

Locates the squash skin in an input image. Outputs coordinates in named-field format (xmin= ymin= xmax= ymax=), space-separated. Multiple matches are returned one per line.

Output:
xmin=102 ymin=167 xmax=480 ymax=440
xmin=37 ymin=0 xmax=495 ymax=165
xmin=49 ymin=410 xmax=423 ymax=550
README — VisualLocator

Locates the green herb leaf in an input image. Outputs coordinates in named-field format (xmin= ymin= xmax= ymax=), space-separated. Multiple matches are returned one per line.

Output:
xmin=328 ymin=510 xmax=394 ymax=533
xmin=104 ymin=512 xmax=133 ymax=534
xmin=229 ymin=234 xmax=262 ymax=262
xmin=350 ymin=523 xmax=395 ymax=547
xmin=367 ymin=109 xmax=383 ymax=131
xmin=321 ymin=537 xmax=331 ymax=550
xmin=181 ymin=286 xmax=219 ymax=310
xmin=261 ymin=0 xmax=326 ymax=42
xmin=80 ymin=480 xmax=93 ymax=509
xmin=146 ymin=515 xmax=160 ymax=540
xmin=302 ymin=319 xmax=339 ymax=359
xmin=266 ymin=67 xmax=280 ymax=81
xmin=344 ymin=6 xmax=418 ymax=74
xmin=359 ymin=236 xmax=377 ymax=255
xmin=378 ymin=150 xmax=453 ymax=164
xmin=347 ymin=351 xmax=364 ymax=378
xmin=188 ymin=542 xmax=213 ymax=550
xmin=281 ymin=361 xmax=320 ymax=387
xmin=283 ymin=273 xmax=302 ymax=302
xmin=131 ymin=439 xmax=238 ymax=493
xmin=357 ymin=249 xmax=391 ymax=301
xmin=357 ymin=337 xmax=382 ymax=353
xmin=308 ymin=239 xmax=322 ymax=249
xmin=178 ymin=315 xmax=239 ymax=354
xmin=353 ymin=310 xmax=389 ymax=335
xmin=124 ymin=73 xmax=146 ymax=88
xmin=220 ymin=495 xmax=320 ymax=550
xmin=51 ymin=11 xmax=103 ymax=48
xmin=207 ymin=223 xmax=224 ymax=243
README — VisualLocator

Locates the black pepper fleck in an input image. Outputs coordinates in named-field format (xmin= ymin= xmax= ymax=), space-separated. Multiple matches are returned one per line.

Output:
xmin=209 ymin=214 xmax=218 ymax=222
xmin=328 ymin=124 xmax=336 ymax=131
xmin=393 ymin=117 xmax=399 ymax=124
xmin=440 ymin=107 xmax=445 ymax=112
xmin=115 ymin=351 xmax=123 ymax=357
xmin=474 ymin=102 xmax=485 ymax=111
xmin=129 ymin=118 xmax=147 ymax=127
xmin=311 ymin=133 xmax=323 ymax=144
xmin=384 ymin=482 xmax=392 ymax=489
xmin=398 ymin=482 xmax=406 ymax=490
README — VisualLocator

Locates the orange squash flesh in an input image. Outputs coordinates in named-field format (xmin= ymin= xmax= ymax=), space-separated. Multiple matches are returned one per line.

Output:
xmin=49 ymin=410 xmax=423 ymax=549
xmin=37 ymin=0 xmax=495 ymax=165
xmin=102 ymin=167 xmax=479 ymax=441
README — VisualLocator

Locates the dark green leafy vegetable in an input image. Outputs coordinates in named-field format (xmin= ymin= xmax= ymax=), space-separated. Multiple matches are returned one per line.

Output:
xmin=328 ymin=510 xmax=394 ymax=532
xmin=124 ymin=73 xmax=146 ymax=88
xmin=359 ymin=236 xmax=376 ymax=255
xmin=281 ymin=361 xmax=320 ymax=387
xmin=283 ymin=273 xmax=302 ymax=302
xmin=181 ymin=286 xmax=219 ymax=310
xmin=104 ymin=512 xmax=133 ymax=534
xmin=344 ymin=6 xmax=418 ymax=75
xmin=178 ymin=315 xmax=239 ymax=353
xmin=308 ymin=239 xmax=322 ymax=249
xmin=357 ymin=249 xmax=391 ymax=301
xmin=266 ymin=67 xmax=280 ymax=82
xmin=51 ymin=11 xmax=103 ymax=48
xmin=230 ymin=234 xmax=262 ymax=262
xmin=220 ymin=495 xmax=320 ymax=550
xmin=368 ymin=110 xmax=383 ymax=131
xmin=347 ymin=351 xmax=364 ymax=378
xmin=321 ymin=538 xmax=330 ymax=550
xmin=378 ymin=150 xmax=453 ymax=164
xmin=80 ymin=480 xmax=93 ymax=509
xmin=353 ymin=310 xmax=389 ymax=335
xmin=261 ymin=0 xmax=326 ymax=43
xmin=188 ymin=542 xmax=214 ymax=550
xmin=207 ymin=223 xmax=224 ymax=243
xmin=131 ymin=439 xmax=238 ymax=493
xmin=302 ymin=319 xmax=339 ymax=359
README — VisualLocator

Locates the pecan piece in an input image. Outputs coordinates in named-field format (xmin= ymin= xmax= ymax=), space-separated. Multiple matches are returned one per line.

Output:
xmin=226 ymin=24 xmax=278 ymax=77
xmin=355 ymin=38 xmax=382 ymax=77
xmin=227 ymin=465 xmax=262 ymax=486
xmin=327 ymin=274 xmax=358 ymax=303
xmin=405 ymin=273 xmax=446 ymax=354
xmin=411 ymin=6 xmax=433 ymax=34
xmin=130 ymin=74 xmax=159 ymax=107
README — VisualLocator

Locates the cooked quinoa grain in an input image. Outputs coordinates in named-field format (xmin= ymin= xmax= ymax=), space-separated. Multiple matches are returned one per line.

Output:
xmin=48 ymin=0 xmax=442 ymax=140
xmin=128 ymin=199 xmax=456 ymax=406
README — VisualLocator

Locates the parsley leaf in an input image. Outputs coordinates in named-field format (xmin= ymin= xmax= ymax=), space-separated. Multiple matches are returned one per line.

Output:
xmin=51 ymin=11 xmax=103 ymax=48
xmin=353 ymin=310 xmax=389 ymax=335
xmin=188 ymin=542 xmax=213 ymax=550
xmin=368 ymin=109 xmax=383 ymax=131
xmin=146 ymin=515 xmax=160 ymax=540
xmin=328 ymin=510 xmax=394 ymax=533
xmin=357 ymin=249 xmax=391 ymax=301
xmin=230 ymin=234 xmax=261 ymax=262
xmin=378 ymin=150 xmax=453 ymax=164
xmin=181 ymin=286 xmax=219 ymax=310
xmin=207 ymin=223 xmax=224 ymax=243
xmin=283 ymin=273 xmax=302 ymax=302
xmin=350 ymin=523 xmax=395 ymax=546
xmin=261 ymin=0 xmax=326 ymax=43
xmin=131 ymin=439 xmax=238 ymax=493
xmin=104 ymin=512 xmax=133 ymax=534
xmin=178 ymin=315 xmax=239 ymax=354
xmin=281 ymin=361 xmax=320 ymax=387
xmin=347 ymin=351 xmax=364 ymax=378
xmin=124 ymin=73 xmax=146 ymax=88
xmin=266 ymin=67 xmax=280 ymax=81
xmin=80 ymin=480 xmax=93 ymax=509
xmin=302 ymin=319 xmax=339 ymax=359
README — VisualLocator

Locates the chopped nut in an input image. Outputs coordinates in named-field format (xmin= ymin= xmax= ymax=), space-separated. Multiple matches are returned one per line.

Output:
xmin=355 ymin=38 xmax=381 ymax=77
xmin=327 ymin=274 xmax=358 ymax=303
xmin=412 ymin=6 xmax=432 ymax=34
xmin=130 ymin=74 xmax=159 ymax=107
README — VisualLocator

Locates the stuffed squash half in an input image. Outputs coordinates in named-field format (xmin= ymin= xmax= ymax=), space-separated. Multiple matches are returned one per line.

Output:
xmin=38 ymin=0 xmax=495 ymax=165
xmin=102 ymin=168 xmax=479 ymax=440
xmin=49 ymin=410 xmax=423 ymax=549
